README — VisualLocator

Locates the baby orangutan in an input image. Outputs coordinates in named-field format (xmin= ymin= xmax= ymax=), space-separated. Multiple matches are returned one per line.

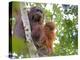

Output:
xmin=32 ymin=22 xmax=56 ymax=56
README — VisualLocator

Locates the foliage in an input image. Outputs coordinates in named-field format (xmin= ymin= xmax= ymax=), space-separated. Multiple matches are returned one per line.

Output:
xmin=12 ymin=36 xmax=31 ymax=58
xmin=12 ymin=2 xmax=20 ymax=17
xmin=52 ymin=4 xmax=78 ymax=55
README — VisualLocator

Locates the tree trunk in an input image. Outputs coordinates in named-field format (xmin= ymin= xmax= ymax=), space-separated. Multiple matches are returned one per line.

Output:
xmin=20 ymin=2 xmax=38 ymax=57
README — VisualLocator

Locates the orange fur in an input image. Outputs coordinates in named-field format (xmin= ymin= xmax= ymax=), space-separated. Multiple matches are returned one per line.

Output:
xmin=32 ymin=22 xmax=56 ymax=55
